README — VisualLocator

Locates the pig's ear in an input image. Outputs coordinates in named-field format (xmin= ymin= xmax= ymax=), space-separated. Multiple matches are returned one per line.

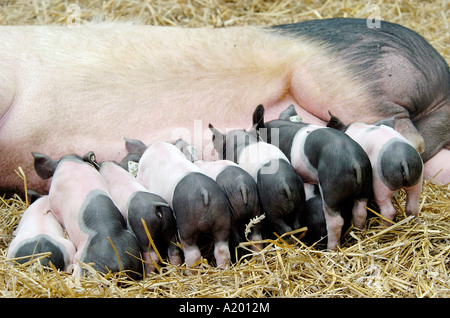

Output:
xmin=209 ymin=124 xmax=226 ymax=158
xmin=374 ymin=116 xmax=396 ymax=128
xmin=124 ymin=138 xmax=147 ymax=155
xmin=279 ymin=104 xmax=298 ymax=120
xmin=252 ymin=104 xmax=265 ymax=131
xmin=326 ymin=111 xmax=348 ymax=131
xmin=208 ymin=123 xmax=223 ymax=141
xmin=173 ymin=138 xmax=198 ymax=162
xmin=83 ymin=151 xmax=100 ymax=170
xmin=32 ymin=152 xmax=58 ymax=180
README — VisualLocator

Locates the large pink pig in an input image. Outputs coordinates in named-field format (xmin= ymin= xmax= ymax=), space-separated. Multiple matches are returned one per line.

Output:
xmin=327 ymin=114 xmax=423 ymax=225
xmin=0 ymin=18 xmax=448 ymax=196
xmin=7 ymin=194 xmax=76 ymax=272
xmin=32 ymin=152 xmax=143 ymax=278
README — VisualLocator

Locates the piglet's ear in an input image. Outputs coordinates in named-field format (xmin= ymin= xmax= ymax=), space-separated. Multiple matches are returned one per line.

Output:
xmin=83 ymin=151 xmax=100 ymax=170
xmin=124 ymin=138 xmax=147 ymax=156
xmin=208 ymin=123 xmax=222 ymax=142
xmin=278 ymin=104 xmax=298 ymax=120
xmin=32 ymin=152 xmax=58 ymax=180
xmin=209 ymin=124 xmax=226 ymax=159
xmin=326 ymin=111 xmax=348 ymax=131
xmin=374 ymin=116 xmax=396 ymax=128
xmin=252 ymin=104 xmax=266 ymax=131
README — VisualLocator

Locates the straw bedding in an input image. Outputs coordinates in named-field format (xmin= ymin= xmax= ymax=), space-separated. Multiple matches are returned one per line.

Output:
xmin=0 ymin=0 xmax=449 ymax=298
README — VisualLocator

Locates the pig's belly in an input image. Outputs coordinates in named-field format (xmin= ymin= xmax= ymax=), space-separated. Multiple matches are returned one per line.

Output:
xmin=423 ymin=148 xmax=450 ymax=185
xmin=0 ymin=23 xmax=447 ymax=194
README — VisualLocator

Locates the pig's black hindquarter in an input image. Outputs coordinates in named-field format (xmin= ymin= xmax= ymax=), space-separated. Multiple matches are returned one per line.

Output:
xmin=126 ymin=191 xmax=177 ymax=258
xmin=303 ymin=128 xmax=373 ymax=209
xmin=172 ymin=172 xmax=231 ymax=245
xmin=79 ymin=191 xmax=142 ymax=278
xmin=13 ymin=235 xmax=68 ymax=270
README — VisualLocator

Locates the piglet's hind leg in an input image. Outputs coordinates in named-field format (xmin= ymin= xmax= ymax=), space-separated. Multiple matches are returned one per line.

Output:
xmin=404 ymin=178 xmax=423 ymax=218
xmin=180 ymin=239 xmax=202 ymax=268
xmin=352 ymin=199 xmax=368 ymax=229
xmin=214 ymin=241 xmax=231 ymax=269
xmin=323 ymin=205 xmax=344 ymax=251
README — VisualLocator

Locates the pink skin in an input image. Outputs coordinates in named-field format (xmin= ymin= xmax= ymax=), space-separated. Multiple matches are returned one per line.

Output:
xmin=6 ymin=195 xmax=76 ymax=272
xmin=423 ymin=149 xmax=450 ymax=185
xmin=352 ymin=199 xmax=369 ymax=229
xmin=322 ymin=204 xmax=344 ymax=251
xmin=99 ymin=161 xmax=149 ymax=221
xmin=136 ymin=141 xmax=203 ymax=206
xmin=195 ymin=159 xmax=239 ymax=180
xmin=0 ymin=24 xmax=446 ymax=196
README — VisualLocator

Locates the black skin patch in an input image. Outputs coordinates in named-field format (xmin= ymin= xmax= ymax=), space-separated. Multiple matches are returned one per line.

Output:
xmin=256 ymin=159 xmax=305 ymax=241
xmin=127 ymin=191 xmax=177 ymax=259
xmin=13 ymin=234 xmax=66 ymax=270
xmin=378 ymin=139 xmax=423 ymax=190
xmin=304 ymin=128 xmax=373 ymax=210
xmin=215 ymin=166 xmax=261 ymax=252
xmin=271 ymin=18 xmax=448 ymax=110
xmin=80 ymin=192 xmax=142 ymax=279
xmin=172 ymin=172 xmax=231 ymax=248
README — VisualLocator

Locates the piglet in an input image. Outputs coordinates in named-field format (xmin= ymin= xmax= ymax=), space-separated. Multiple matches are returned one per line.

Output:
xmin=195 ymin=158 xmax=263 ymax=252
xmin=125 ymin=139 xmax=232 ymax=269
xmin=195 ymin=159 xmax=263 ymax=251
xmin=209 ymin=123 xmax=305 ymax=243
xmin=327 ymin=114 xmax=423 ymax=225
xmin=254 ymin=104 xmax=373 ymax=250
xmin=93 ymin=156 xmax=181 ymax=274
xmin=32 ymin=152 xmax=142 ymax=278
xmin=7 ymin=193 xmax=76 ymax=272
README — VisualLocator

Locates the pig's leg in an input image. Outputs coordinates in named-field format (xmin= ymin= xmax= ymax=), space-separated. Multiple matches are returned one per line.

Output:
xmin=167 ymin=238 xmax=183 ymax=266
xmin=142 ymin=251 xmax=156 ymax=274
xmin=318 ymin=183 xmax=344 ymax=250
xmin=374 ymin=186 xmax=396 ymax=226
xmin=179 ymin=235 xmax=202 ymax=268
xmin=212 ymin=227 xmax=231 ymax=269
xmin=248 ymin=232 xmax=263 ymax=252
xmin=214 ymin=241 xmax=230 ymax=269
xmin=322 ymin=205 xmax=344 ymax=251
xmin=403 ymin=178 xmax=423 ymax=218
xmin=423 ymin=148 xmax=450 ymax=184
xmin=352 ymin=199 xmax=368 ymax=229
